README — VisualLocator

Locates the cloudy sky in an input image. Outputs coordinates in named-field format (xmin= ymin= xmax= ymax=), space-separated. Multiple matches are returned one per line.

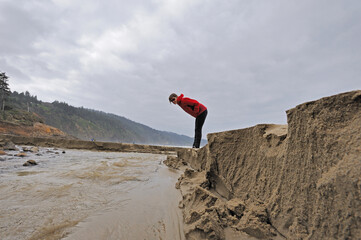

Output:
xmin=1 ymin=0 xmax=360 ymax=137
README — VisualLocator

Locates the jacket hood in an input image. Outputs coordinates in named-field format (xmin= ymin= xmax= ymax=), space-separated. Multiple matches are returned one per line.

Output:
xmin=177 ymin=94 xmax=184 ymax=102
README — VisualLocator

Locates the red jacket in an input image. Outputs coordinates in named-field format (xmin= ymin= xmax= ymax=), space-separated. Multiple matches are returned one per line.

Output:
xmin=177 ymin=94 xmax=207 ymax=118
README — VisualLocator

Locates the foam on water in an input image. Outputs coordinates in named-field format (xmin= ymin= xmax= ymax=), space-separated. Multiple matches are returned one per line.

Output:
xmin=0 ymin=147 xmax=184 ymax=240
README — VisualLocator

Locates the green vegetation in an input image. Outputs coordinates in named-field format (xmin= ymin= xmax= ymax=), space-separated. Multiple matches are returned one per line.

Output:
xmin=4 ymin=91 xmax=193 ymax=146
xmin=0 ymin=72 xmax=11 ymax=111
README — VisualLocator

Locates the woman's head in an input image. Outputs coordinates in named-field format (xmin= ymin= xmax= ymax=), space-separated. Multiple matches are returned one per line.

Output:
xmin=169 ymin=93 xmax=178 ymax=104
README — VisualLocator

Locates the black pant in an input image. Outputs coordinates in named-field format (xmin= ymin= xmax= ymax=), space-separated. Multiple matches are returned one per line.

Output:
xmin=193 ymin=109 xmax=208 ymax=148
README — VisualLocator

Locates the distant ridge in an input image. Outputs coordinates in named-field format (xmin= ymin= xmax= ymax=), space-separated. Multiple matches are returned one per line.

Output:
xmin=5 ymin=91 xmax=194 ymax=146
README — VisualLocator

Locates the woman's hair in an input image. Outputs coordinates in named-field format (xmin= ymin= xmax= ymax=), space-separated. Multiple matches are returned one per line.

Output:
xmin=169 ymin=93 xmax=178 ymax=103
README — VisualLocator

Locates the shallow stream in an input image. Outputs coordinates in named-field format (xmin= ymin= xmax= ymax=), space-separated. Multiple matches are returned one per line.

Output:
xmin=0 ymin=147 xmax=184 ymax=240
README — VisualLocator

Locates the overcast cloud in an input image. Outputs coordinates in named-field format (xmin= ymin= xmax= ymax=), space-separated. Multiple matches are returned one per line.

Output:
xmin=1 ymin=0 xmax=360 ymax=137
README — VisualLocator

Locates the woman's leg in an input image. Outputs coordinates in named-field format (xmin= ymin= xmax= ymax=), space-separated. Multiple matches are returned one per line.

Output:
xmin=193 ymin=110 xmax=208 ymax=148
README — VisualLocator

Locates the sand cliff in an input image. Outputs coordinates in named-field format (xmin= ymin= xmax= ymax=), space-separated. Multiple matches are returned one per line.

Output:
xmin=169 ymin=90 xmax=361 ymax=239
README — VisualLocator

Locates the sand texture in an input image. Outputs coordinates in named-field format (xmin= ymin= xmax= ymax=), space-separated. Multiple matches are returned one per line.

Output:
xmin=167 ymin=90 xmax=361 ymax=239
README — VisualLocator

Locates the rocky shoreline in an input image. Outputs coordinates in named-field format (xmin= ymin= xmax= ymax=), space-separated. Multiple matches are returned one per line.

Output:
xmin=165 ymin=90 xmax=361 ymax=239
xmin=0 ymin=119 xmax=185 ymax=155
xmin=0 ymin=134 xmax=184 ymax=155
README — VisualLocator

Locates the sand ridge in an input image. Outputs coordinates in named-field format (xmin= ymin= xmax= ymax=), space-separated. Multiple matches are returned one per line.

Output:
xmin=166 ymin=90 xmax=361 ymax=239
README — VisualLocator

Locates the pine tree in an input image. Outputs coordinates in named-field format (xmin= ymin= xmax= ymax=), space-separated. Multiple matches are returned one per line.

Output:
xmin=0 ymin=72 xmax=11 ymax=111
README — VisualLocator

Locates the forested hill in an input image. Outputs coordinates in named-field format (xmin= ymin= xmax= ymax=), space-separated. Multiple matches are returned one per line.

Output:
xmin=5 ymin=91 xmax=193 ymax=146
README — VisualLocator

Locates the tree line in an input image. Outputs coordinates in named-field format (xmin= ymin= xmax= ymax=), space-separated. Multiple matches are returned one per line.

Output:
xmin=0 ymin=72 xmax=193 ymax=145
xmin=0 ymin=72 xmax=41 ymax=112
xmin=0 ymin=72 xmax=11 ymax=111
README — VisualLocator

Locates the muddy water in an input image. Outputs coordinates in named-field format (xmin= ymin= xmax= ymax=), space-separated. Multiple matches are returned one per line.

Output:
xmin=0 ymin=147 xmax=185 ymax=240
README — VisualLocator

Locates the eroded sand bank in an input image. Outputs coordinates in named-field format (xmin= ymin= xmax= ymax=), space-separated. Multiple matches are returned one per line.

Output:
xmin=166 ymin=90 xmax=361 ymax=239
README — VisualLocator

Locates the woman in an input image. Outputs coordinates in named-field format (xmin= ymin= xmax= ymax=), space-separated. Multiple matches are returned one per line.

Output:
xmin=169 ymin=93 xmax=208 ymax=148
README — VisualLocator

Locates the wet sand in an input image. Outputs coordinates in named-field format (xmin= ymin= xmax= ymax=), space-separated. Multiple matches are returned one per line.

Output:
xmin=65 ymin=166 xmax=185 ymax=240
